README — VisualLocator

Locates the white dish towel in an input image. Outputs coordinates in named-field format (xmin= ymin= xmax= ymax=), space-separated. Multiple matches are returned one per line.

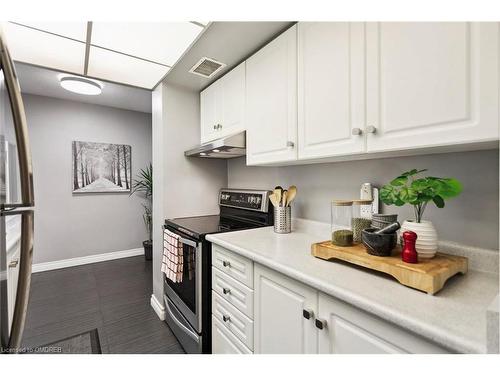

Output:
xmin=162 ymin=229 xmax=184 ymax=283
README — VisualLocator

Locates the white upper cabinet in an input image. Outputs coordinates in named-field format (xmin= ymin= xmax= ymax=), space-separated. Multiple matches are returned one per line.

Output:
xmin=200 ymin=62 xmax=245 ymax=144
xmin=202 ymin=22 xmax=498 ymax=164
xmin=200 ymin=79 xmax=221 ymax=143
xmin=246 ymin=25 xmax=298 ymax=165
xmin=298 ymin=22 xmax=366 ymax=159
xmin=365 ymin=22 xmax=499 ymax=152
xmin=220 ymin=62 xmax=246 ymax=138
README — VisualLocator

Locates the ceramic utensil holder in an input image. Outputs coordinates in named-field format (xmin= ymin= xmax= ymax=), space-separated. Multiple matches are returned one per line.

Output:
xmin=274 ymin=206 xmax=291 ymax=234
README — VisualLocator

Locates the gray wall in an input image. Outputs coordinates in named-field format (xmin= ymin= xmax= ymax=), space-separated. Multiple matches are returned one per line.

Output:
xmin=228 ymin=149 xmax=499 ymax=250
xmin=152 ymin=83 xmax=227 ymax=303
xmin=24 ymin=94 xmax=152 ymax=264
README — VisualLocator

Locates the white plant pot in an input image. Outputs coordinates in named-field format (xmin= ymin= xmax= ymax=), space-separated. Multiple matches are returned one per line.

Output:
xmin=400 ymin=220 xmax=438 ymax=259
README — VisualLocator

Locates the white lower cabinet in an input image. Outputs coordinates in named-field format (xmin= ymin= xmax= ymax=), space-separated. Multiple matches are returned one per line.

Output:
xmin=212 ymin=293 xmax=254 ymax=349
xmin=211 ymin=251 xmax=254 ymax=354
xmin=212 ymin=318 xmax=252 ymax=354
xmin=253 ymin=264 xmax=317 ymax=354
xmin=211 ymin=245 xmax=452 ymax=354
xmin=317 ymin=293 xmax=450 ymax=354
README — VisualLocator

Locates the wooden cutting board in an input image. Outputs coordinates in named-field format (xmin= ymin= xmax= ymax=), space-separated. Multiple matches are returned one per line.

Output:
xmin=311 ymin=241 xmax=468 ymax=295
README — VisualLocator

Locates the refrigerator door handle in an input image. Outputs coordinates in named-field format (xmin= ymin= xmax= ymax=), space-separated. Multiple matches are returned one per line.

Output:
xmin=7 ymin=209 xmax=34 ymax=351
xmin=0 ymin=35 xmax=35 ymax=208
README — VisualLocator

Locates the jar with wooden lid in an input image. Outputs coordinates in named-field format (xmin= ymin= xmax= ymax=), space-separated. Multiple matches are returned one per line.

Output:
xmin=352 ymin=199 xmax=373 ymax=243
xmin=331 ymin=200 xmax=353 ymax=246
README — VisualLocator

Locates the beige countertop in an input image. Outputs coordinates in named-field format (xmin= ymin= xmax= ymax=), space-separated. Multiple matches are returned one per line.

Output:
xmin=206 ymin=219 xmax=499 ymax=354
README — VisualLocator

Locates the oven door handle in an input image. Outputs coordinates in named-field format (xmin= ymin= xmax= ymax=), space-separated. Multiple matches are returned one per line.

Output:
xmin=178 ymin=237 xmax=198 ymax=248
xmin=164 ymin=296 xmax=200 ymax=344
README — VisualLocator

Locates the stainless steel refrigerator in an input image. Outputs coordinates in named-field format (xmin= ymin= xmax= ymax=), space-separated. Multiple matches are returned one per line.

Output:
xmin=0 ymin=32 xmax=34 ymax=353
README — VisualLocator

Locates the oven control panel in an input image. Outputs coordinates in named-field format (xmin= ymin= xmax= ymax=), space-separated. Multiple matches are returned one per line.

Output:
xmin=219 ymin=189 xmax=271 ymax=212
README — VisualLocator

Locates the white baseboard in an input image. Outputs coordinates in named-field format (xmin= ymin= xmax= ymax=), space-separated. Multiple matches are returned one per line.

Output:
xmin=150 ymin=294 xmax=165 ymax=321
xmin=32 ymin=247 xmax=144 ymax=273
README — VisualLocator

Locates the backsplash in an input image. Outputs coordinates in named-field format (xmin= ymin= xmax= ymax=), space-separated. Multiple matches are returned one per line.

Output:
xmin=228 ymin=149 xmax=499 ymax=250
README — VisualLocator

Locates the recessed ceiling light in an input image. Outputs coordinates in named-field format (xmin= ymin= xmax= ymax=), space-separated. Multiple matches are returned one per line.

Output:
xmin=200 ymin=152 xmax=207 ymax=156
xmin=213 ymin=149 xmax=220 ymax=153
xmin=59 ymin=75 xmax=103 ymax=95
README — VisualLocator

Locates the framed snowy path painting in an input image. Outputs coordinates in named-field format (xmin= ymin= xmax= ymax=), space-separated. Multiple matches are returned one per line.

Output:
xmin=72 ymin=141 xmax=132 ymax=194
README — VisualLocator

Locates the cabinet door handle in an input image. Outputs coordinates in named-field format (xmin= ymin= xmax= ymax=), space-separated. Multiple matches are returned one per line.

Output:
xmin=9 ymin=260 xmax=19 ymax=268
xmin=366 ymin=125 xmax=377 ymax=134
xmin=222 ymin=287 xmax=231 ymax=295
xmin=222 ymin=260 xmax=231 ymax=268
xmin=315 ymin=318 xmax=327 ymax=330
xmin=286 ymin=141 xmax=295 ymax=148
xmin=303 ymin=309 xmax=314 ymax=320
xmin=218 ymin=124 xmax=222 ymax=130
xmin=222 ymin=314 xmax=231 ymax=322
xmin=351 ymin=127 xmax=363 ymax=136
xmin=213 ymin=124 xmax=217 ymax=130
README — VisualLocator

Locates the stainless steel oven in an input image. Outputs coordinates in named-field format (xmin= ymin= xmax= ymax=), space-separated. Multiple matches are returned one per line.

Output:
xmin=163 ymin=228 xmax=205 ymax=353
xmin=163 ymin=189 xmax=274 ymax=354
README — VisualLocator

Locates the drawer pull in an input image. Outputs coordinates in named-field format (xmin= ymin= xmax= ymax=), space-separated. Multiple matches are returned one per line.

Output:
xmin=222 ymin=287 xmax=231 ymax=295
xmin=315 ymin=318 xmax=327 ymax=330
xmin=222 ymin=314 xmax=231 ymax=322
xmin=222 ymin=260 xmax=231 ymax=267
xmin=9 ymin=260 xmax=19 ymax=268
xmin=351 ymin=127 xmax=363 ymax=136
xmin=303 ymin=309 xmax=314 ymax=320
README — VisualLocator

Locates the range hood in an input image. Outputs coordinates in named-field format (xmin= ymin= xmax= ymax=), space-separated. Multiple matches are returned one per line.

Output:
xmin=184 ymin=131 xmax=246 ymax=158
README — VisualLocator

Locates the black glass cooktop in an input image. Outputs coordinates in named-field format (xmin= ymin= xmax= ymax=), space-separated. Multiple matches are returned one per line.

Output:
xmin=165 ymin=214 xmax=264 ymax=240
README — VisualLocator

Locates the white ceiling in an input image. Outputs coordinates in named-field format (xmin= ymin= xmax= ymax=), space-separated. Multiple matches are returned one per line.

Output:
xmin=163 ymin=22 xmax=294 ymax=91
xmin=16 ymin=63 xmax=152 ymax=113
xmin=1 ymin=21 xmax=206 ymax=89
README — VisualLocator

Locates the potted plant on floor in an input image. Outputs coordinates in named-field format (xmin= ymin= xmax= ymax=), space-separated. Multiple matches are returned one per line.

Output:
xmin=379 ymin=169 xmax=462 ymax=259
xmin=130 ymin=163 xmax=153 ymax=261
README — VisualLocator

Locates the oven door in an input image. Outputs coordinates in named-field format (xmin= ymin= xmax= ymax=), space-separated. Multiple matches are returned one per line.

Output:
xmin=163 ymin=228 xmax=202 ymax=333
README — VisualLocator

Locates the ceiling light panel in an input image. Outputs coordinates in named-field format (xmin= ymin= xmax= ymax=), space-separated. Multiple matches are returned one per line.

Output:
xmin=91 ymin=22 xmax=204 ymax=66
xmin=2 ymin=22 xmax=85 ymax=74
xmin=9 ymin=21 xmax=88 ymax=41
xmin=87 ymin=46 xmax=169 ymax=89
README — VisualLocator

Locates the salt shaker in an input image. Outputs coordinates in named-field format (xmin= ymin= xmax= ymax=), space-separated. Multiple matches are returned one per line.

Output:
xmin=402 ymin=231 xmax=418 ymax=264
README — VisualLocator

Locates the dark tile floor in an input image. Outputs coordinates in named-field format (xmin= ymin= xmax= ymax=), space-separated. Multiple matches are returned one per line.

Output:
xmin=22 ymin=256 xmax=184 ymax=354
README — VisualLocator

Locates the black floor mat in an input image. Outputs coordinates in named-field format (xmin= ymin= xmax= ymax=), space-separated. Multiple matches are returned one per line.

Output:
xmin=32 ymin=329 xmax=102 ymax=354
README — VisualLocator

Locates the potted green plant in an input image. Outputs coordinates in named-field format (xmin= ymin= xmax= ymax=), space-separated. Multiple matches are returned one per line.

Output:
xmin=130 ymin=163 xmax=153 ymax=261
xmin=379 ymin=169 xmax=462 ymax=258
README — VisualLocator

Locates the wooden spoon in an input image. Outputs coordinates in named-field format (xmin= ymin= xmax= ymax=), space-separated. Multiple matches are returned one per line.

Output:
xmin=269 ymin=193 xmax=279 ymax=208
xmin=282 ymin=190 xmax=288 ymax=207
xmin=286 ymin=185 xmax=297 ymax=206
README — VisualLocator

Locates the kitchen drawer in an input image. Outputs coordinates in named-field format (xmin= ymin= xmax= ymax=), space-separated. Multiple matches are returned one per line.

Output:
xmin=212 ymin=292 xmax=254 ymax=350
xmin=212 ymin=266 xmax=254 ymax=318
xmin=212 ymin=315 xmax=253 ymax=354
xmin=212 ymin=244 xmax=253 ymax=288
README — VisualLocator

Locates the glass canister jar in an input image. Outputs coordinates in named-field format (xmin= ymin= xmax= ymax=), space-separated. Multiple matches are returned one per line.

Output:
xmin=331 ymin=200 xmax=353 ymax=247
xmin=352 ymin=199 xmax=373 ymax=243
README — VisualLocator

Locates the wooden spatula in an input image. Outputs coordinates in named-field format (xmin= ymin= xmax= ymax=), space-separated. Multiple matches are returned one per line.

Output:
xmin=274 ymin=188 xmax=282 ymax=206
xmin=269 ymin=193 xmax=279 ymax=208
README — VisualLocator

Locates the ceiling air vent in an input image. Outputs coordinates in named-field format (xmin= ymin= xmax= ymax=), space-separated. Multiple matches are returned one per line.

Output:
xmin=189 ymin=57 xmax=226 ymax=78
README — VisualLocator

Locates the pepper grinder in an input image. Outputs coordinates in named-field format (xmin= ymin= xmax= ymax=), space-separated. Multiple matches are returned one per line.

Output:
xmin=402 ymin=231 xmax=418 ymax=264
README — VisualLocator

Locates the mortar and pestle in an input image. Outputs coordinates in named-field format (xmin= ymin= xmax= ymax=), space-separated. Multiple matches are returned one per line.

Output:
xmin=362 ymin=222 xmax=401 ymax=256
